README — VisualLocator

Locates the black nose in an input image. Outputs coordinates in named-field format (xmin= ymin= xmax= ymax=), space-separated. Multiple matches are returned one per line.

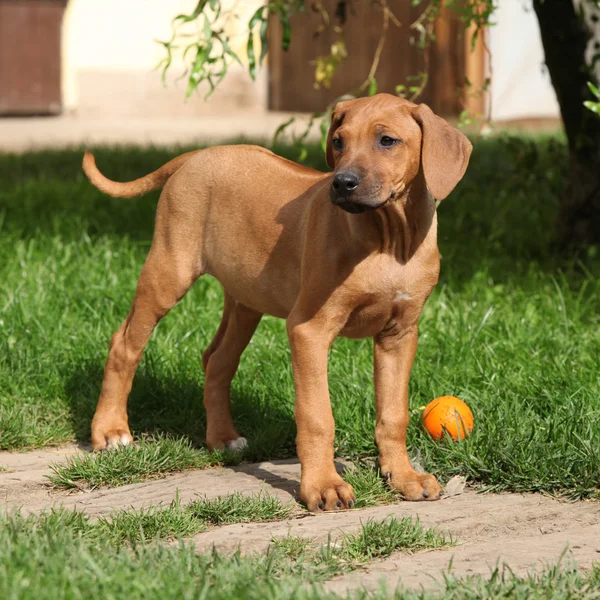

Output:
xmin=332 ymin=172 xmax=360 ymax=196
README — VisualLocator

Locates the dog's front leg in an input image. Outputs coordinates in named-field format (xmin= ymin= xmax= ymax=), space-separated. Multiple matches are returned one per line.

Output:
xmin=374 ymin=324 xmax=442 ymax=501
xmin=287 ymin=317 xmax=355 ymax=512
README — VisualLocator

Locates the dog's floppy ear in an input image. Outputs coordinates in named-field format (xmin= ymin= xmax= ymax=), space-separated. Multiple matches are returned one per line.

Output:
xmin=412 ymin=103 xmax=472 ymax=200
xmin=326 ymin=101 xmax=350 ymax=168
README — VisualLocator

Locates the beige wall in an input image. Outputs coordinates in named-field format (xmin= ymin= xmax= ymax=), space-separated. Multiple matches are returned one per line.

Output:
xmin=489 ymin=0 xmax=599 ymax=122
xmin=488 ymin=1 xmax=559 ymax=121
xmin=61 ymin=0 xmax=266 ymax=117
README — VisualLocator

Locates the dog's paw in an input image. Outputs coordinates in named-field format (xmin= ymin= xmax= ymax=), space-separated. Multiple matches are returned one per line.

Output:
xmin=206 ymin=432 xmax=248 ymax=452
xmin=91 ymin=415 xmax=133 ymax=451
xmin=384 ymin=470 xmax=442 ymax=501
xmin=92 ymin=428 xmax=133 ymax=451
xmin=226 ymin=437 xmax=248 ymax=452
xmin=300 ymin=474 xmax=356 ymax=512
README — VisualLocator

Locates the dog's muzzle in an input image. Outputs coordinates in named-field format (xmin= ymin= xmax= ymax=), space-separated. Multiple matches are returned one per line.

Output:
xmin=331 ymin=170 xmax=367 ymax=213
xmin=330 ymin=171 xmax=388 ymax=214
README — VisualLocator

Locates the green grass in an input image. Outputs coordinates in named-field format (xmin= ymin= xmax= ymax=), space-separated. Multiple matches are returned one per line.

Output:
xmin=2 ymin=492 xmax=294 ymax=547
xmin=186 ymin=491 xmax=295 ymax=525
xmin=0 ymin=510 xmax=314 ymax=600
xmin=339 ymin=517 xmax=449 ymax=562
xmin=271 ymin=534 xmax=314 ymax=560
xmin=419 ymin=563 xmax=600 ymax=600
xmin=271 ymin=517 xmax=451 ymax=575
xmin=1 ymin=136 xmax=600 ymax=499
xmin=275 ymin=517 xmax=450 ymax=579
xmin=0 ymin=508 xmax=597 ymax=599
xmin=343 ymin=464 xmax=400 ymax=508
xmin=0 ymin=508 xmax=450 ymax=598
xmin=93 ymin=491 xmax=294 ymax=544
xmin=48 ymin=440 xmax=400 ymax=511
xmin=95 ymin=500 xmax=207 ymax=544
xmin=48 ymin=439 xmax=395 ymax=507
xmin=47 ymin=434 xmax=223 ymax=489
xmin=392 ymin=562 xmax=600 ymax=600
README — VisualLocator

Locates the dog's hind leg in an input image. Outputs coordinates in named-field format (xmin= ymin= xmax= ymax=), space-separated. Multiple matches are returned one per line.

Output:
xmin=201 ymin=293 xmax=233 ymax=373
xmin=91 ymin=242 xmax=202 ymax=451
xmin=202 ymin=295 xmax=262 ymax=450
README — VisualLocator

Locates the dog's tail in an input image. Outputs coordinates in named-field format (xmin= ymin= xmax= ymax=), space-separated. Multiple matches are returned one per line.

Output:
xmin=82 ymin=150 xmax=202 ymax=198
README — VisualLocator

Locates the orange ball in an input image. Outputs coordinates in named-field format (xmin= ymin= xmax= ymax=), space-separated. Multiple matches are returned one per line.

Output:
xmin=421 ymin=396 xmax=474 ymax=441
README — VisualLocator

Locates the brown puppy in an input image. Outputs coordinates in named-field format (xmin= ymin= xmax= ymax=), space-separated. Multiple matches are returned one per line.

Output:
xmin=83 ymin=93 xmax=471 ymax=512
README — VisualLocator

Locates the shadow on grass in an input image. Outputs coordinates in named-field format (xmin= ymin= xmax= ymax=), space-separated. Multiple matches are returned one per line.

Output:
xmin=64 ymin=360 xmax=297 ymax=461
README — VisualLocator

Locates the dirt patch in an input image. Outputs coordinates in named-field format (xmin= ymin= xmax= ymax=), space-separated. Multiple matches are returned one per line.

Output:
xmin=0 ymin=445 xmax=85 ymax=509
xmin=325 ymin=527 xmax=600 ymax=594
xmin=1 ymin=445 xmax=599 ymax=592
xmin=0 ymin=446 xmax=307 ymax=514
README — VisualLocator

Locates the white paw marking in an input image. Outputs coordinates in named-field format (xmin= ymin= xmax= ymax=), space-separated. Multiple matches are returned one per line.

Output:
xmin=227 ymin=437 xmax=248 ymax=451
xmin=106 ymin=433 xmax=132 ymax=450
xmin=394 ymin=291 xmax=412 ymax=302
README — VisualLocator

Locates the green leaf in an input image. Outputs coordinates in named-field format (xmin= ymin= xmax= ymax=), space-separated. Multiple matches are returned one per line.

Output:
xmin=587 ymin=81 xmax=600 ymax=99
xmin=583 ymin=100 xmax=600 ymax=114
xmin=203 ymin=16 xmax=212 ymax=41
xmin=458 ymin=109 xmax=473 ymax=127
xmin=368 ymin=77 xmax=378 ymax=97
xmin=470 ymin=28 xmax=479 ymax=52
xmin=173 ymin=0 xmax=208 ymax=25
xmin=248 ymin=8 xmax=265 ymax=38
xmin=259 ymin=17 xmax=269 ymax=66
xmin=320 ymin=116 xmax=330 ymax=153
xmin=280 ymin=10 xmax=292 ymax=51
xmin=204 ymin=75 xmax=216 ymax=100
xmin=156 ymin=41 xmax=174 ymax=86
xmin=247 ymin=6 xmax=265 ymax=81
xmin=247 ymin=37 xmax=256 ymax=80
xmin=186 ymin=45 xmax=208 ymax=99
xmin=221 ymin=37 xmax=242 ymax=67
xmin=272 ymin=116 xmax=296 ymax=145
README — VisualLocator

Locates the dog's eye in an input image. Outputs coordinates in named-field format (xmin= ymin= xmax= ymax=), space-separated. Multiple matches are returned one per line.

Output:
xmin=332 ymin=137 xmax=343 ymax=151
xmin=380 ymin=136 xmax=398 ymax=147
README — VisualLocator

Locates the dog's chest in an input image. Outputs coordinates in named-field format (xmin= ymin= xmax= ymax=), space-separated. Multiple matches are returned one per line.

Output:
xmin=340 ymin=253 xmax=438 ymax=339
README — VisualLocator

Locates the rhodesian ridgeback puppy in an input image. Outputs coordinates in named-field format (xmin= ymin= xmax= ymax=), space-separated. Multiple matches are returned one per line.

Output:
xmin=83 ymin=93 xmax=471 ymax=511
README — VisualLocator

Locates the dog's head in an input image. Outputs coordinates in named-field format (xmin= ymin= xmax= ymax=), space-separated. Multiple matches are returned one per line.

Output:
xmin=326 ymin=93 xmax=472 ymax=213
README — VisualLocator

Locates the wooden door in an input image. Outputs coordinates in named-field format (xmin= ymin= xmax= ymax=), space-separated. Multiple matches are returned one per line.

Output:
xmin=0 ymin=0 xmax=67 ymax=115
xmin=269 ymin=0 xmax=467 ymax=117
